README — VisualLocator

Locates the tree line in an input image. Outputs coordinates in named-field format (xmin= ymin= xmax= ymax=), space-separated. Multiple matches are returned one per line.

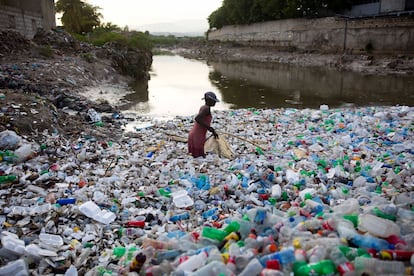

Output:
xmin=208 ymin=0 xmax=354 ymax=29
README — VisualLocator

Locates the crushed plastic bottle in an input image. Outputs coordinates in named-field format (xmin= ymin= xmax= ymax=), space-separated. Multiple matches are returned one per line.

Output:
xmin=0 ymin=105 xmax=412 ymax=275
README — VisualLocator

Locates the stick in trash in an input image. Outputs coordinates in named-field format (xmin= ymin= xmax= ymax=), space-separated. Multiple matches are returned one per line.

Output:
xmin=218 ymin=131 xmax=266 ymax=151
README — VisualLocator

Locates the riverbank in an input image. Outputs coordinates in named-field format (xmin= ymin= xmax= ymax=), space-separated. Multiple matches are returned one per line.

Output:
xmin=0 ymin=30 xmax=414 ymax=275
xmin=173 ymin=42 xmax=414 ymax=76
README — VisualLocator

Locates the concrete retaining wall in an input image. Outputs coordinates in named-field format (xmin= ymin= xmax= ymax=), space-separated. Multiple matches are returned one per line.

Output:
xmin=207 ymin=16 xmax=414 ymax=54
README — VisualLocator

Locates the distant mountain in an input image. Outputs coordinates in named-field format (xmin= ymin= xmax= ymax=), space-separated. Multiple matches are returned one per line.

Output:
xmin=132 ymin=19 xmax=209 ymax=37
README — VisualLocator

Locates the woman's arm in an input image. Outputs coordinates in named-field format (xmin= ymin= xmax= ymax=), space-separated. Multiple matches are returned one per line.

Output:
xmin=195 ymin=106 xmax=218 ymax=138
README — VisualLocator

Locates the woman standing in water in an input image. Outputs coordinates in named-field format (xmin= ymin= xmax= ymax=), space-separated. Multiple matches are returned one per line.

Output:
xmin=188 ymin=91 xmax=219 ymax=158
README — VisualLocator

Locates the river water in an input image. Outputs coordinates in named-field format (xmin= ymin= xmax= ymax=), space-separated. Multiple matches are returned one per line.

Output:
xmin=94 ymin=54 xmax=414 ymax=122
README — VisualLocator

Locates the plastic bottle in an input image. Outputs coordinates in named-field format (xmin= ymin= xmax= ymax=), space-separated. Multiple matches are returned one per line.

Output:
xmin=330 ymin=246 xmax=355 ymax=276
xmin=0 ymin=150 xmax=16 ymax=163
xmin=238 ymin=257 xmax=264 ymax=276
xmin=271 ymin=184 xmax=282 ymax=199
xmin=176 ymin=251 xmax=208 ymax=272
xmin=64 ymin=265 xmax=78 ymax=276
xmin=293 ymin=259 xmax=337 ymax=276
xmin=307 ymin=245 xmax=327 ymax=263
xmin=338 ymin=245 xmax=372 ymax=261
xmin=235 ymin=248 xmax=257 ymax=270
xmin=358 ymin=213 xmax=400 ymax=238
xmin=259 ymin=247 xmax=295 ymax=267
xmin=260 ymin=268 xmax=285 ymax=276
xmin=191 ymin=260 xmax=231 ymax=276
xmin=39 ymin=233 xmax=64 ymax=248
xmin=223 ymin=220 xmax=240 ymax=234
xmin=14 ymin=144 xmax=34 ymax=163
xmin=0 ymin=258 xmax=29 ymax=275
xmin=378 ymin=249 xmax=414 ymax=261
xmin=142 ymin=238 xmax=177 ymax=250
xmin=354 ymin=256 xmax=406 ymax=275
xmin=202 ymin=208 xmax=218 ymax=219
xmin=1 ymin=234 xmax=25 ymax=256
xmin=170 ymin=211 xmax=190 ymax=222
xmin=0 ymin=174 xmax=17 ymax=184
xmin=201 ymin=226 xmax=227 ymax=241
xmin=350 ymin=233 xmax=391 ymax=251
xmin=118 ymin=227 xmax=145 ymax=238
xmin=56 ymin=198 xmax=76 ymax=205
xmin=126 ymin=219 xmax=145 ymax=228
xmin=372 ymin=206 xmax=396 ymax=221
xmin=129 ymin=252 xmax=146 ymax=273
xmin=154 ymin=249 xmax=182 ymax=263
xmin=331 ymin=198 xmax=360 ymax=214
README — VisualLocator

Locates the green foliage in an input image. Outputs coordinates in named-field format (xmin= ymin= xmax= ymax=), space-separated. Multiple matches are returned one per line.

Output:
xmin=150 ymin=35 xmax=179 ymax=47
xmin=208 ymin=0 xmax=353 ymax=29
xmin=127 ymin=32 xmax=153 ymax=51
xmin=83 ymin=29 xmax=153 ymax=51
xmin=56 ymin=0 xmax=102 ymax=35
xmin=89 ymin=31 xmax=127 ymax=47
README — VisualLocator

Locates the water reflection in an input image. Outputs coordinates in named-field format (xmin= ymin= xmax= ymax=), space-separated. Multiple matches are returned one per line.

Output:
xmin=208 ymin=60 xmax=414 ymax=109
xmin=119 ymin=55 xmax=414 ymax=118
xmin=119 ymin=55 xmax=232 ymax=119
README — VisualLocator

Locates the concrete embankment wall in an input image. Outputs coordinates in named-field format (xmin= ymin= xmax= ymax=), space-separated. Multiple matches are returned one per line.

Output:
xmin=207 ymin=16 xmax=414 ymax=54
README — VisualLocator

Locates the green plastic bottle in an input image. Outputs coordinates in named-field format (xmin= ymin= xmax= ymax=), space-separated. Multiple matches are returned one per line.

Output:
xmin=201 ymin=226 xmax=227 ymax=241
xmin=372 ymin=207 xmax=396 ymax=221
xmin=293 ymin=259 xmax=337 ymax=276
xmin=0 ymin=174 xmax=17 ymax=183
xmin=343 ymin=214 xmax=359 ymax=227
xmin=113 ymin=246 xmax=126 ymax=258
xmin=223 ymin=221 xmax=240 ymax=234
xmin=338 ymin=245 xmax=371 ymax=261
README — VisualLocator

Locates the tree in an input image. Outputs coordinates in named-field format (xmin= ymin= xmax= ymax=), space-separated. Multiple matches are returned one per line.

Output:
xmin=208 ymin=0 xmax=354 ymax=29
xmin=56 ymin=0 xmax=102 ymax=34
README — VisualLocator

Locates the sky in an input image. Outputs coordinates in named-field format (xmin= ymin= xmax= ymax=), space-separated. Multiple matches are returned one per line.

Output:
xmin=83 ymin=0 xmax=223 ymax=33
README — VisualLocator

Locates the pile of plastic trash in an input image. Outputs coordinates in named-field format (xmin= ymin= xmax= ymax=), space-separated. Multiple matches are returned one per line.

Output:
xmin=0 ymin=105 xmax=413 ymax=275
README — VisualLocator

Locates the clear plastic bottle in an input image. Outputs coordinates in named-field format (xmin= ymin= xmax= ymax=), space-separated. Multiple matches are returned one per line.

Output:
xmin=307 ymin=245 xmax=327 ymax=263
xmin=142 ymin=238 xmax=177 ymax=250
xmin=191 ymin=260 xmax=231 ymax=276
xmin=358 ymin=213 xmax=400 ymax=238
xmin=330 ymin=246 xmax=355 ymax=276
xmin=0 ymin=258 xmax=29 ymax=275
xmin=354 ymin=256 xmax=406 ymax=275
xmin=238 ymin=257 xmax=264 ymax=276
xmin=176 ymin=251 xmax=208 ymax=272
xmin=118 ymin=227 xmax=145 ymax=238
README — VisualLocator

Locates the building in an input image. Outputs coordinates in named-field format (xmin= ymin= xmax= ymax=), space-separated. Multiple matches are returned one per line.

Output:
xmin=0 ymin=0 xmax=56 ymax=38
xmin=345 ymin=0 xmax=414 ymax=17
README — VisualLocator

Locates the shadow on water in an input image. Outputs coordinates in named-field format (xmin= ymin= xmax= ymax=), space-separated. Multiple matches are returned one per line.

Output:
xmin=208 ymin=60 xmax=414 ymax=109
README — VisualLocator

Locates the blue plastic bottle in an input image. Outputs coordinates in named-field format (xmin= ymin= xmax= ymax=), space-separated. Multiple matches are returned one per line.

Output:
xmin=350 ymin=233 xmax=392 ymax=251
xmin=169 ymin=212 xmax=190 ymax=222
xmin=259 ymin=247 xmax=295 ymax=267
